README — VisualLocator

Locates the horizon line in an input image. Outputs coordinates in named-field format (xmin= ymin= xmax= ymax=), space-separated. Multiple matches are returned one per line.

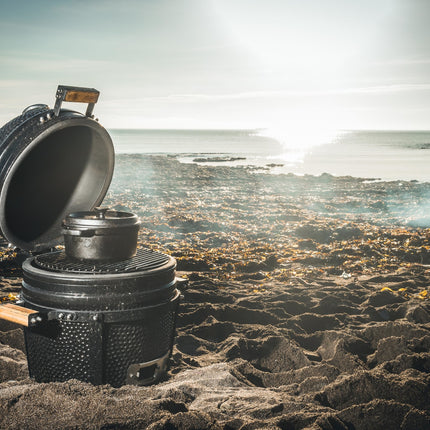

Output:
xmin=107 ymin=127 xmax=430 ymax=132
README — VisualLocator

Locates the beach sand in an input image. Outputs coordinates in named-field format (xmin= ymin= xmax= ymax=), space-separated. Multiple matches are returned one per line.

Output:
xmin=0 ymin=155 xmax=429 ymax=429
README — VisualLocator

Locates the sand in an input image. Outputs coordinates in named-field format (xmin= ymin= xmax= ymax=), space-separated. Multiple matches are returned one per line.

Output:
xmin=0 ymin=155 xmax=429 ymax=429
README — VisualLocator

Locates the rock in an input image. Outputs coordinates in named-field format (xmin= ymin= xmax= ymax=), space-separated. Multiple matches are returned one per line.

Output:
xmin=264 ymin=254 xmax=279 ymax=269
xmin=176 ymin=258 xmax=212 ymax=271
xmin=333 ymin=226 xmax=363 ymax=241
xmin=297 ymin=239 xmax=318 ymax=250
xmin=295 ymin=224 xmax=333 ymax=244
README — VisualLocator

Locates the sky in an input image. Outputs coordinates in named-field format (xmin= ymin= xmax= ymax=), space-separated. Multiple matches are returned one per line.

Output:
xmin=1 ymin=0 xmax=430 ymax=131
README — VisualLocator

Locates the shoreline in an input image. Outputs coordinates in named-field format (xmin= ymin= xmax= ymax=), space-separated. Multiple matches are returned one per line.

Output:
xmin=115 ymin=151 xmax=430 ymax=184
xmin=109 ymin=128 xmax=430 ymax=182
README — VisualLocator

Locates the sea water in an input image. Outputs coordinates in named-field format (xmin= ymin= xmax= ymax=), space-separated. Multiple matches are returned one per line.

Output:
xmin=108 ymin=129 xmax=430 ymax=182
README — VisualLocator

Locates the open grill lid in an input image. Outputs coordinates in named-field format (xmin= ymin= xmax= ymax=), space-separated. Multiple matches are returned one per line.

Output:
xmin=0 ymin=85 xmax=115 ymax=251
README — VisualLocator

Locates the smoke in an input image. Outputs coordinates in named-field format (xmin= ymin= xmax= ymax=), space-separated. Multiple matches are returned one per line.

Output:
xmin=388 ymin=185 xmax=430 ymax=228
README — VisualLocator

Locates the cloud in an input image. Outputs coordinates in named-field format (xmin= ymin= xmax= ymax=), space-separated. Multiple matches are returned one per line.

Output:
xmin=104 ymin=83 xmax=430 ymax=105
xmin=340 ymin=83 xmax=430 ymax=94
xmin=1 ymin=54 xmax=111 ymax=74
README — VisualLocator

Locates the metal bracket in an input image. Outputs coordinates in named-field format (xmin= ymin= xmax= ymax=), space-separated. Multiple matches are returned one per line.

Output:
xmin=28 ymin=312 xmax=45 ymax=327
xmin=47 ymin=310 xmax=104 ymax=323
xmin=126 ymin=351 xmax=170 ymax=386
xmin=43 ymin=289 xmax=180 ymax=324
xmin=175 ymin=277 xmax=189 ymax=289
xmin=22 ymin=104 xmax=49 ymax=115
xmin=53 ymin=85 xmax=100 ymax=117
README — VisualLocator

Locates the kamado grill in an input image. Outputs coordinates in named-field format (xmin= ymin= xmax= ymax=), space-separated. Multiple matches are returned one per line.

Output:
xmin=0 ymin=85 xmax=183 ymax=387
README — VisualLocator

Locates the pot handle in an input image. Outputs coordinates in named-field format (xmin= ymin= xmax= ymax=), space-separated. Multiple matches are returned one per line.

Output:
xmin=0 ymin=303 xmax=41 ymax=327
xmin=62 ymin=228 xmax=96 ymax=237
xmin=53 ymin=85 xmax=100 ymax=118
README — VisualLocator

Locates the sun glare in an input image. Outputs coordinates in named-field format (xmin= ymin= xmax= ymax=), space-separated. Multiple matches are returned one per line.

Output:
xmin=262 ymin=124 xmax=340 ymax=165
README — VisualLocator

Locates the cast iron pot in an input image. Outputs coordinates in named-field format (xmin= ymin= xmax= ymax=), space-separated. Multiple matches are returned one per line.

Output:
xmin=62 ymin=208 xmax=140 ymax=261
xmin=0 ymin=85 xmax=114 ymax=251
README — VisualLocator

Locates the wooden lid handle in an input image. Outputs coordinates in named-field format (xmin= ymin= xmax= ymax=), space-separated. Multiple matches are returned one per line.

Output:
xmin=53 ymin=85 xmax=100 ymax=117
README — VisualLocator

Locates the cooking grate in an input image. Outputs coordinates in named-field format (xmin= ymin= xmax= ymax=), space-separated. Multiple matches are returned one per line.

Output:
xmin=34 ymin=248 xmax=172 ymax=274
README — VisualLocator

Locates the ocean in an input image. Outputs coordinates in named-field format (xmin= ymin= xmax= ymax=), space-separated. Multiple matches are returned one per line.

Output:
xmin=108 ymin=129 xmax=430 ymax=182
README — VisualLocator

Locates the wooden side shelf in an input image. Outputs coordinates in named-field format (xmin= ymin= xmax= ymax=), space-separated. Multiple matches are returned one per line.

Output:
xmin=0 ymin=303 xmax=38 ymax=327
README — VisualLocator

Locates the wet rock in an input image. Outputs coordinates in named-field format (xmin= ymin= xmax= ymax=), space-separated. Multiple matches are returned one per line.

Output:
xmin=295 ymin=224 xmax=333 ymax=244
xmin=297 ymin=239 xmax=318 ymax=250
xmin=333 ymin=226 xmax=363 ymax=241
xmin=236 ymin=261 xmax=267 ymax=273
xmin=236 ymin=271 xmax=267 ymax=281
xmin=176 ymin=258 xmax=212 ymax=271
xmin=263 ymin=254 xmax=279 ymax=270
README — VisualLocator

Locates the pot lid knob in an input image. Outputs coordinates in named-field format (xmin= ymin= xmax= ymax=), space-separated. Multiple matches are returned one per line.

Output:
xmin=94 ymin=207 xmax=110 ymax=219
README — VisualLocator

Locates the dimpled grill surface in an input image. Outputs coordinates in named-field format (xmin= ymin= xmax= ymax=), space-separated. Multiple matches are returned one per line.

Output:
xmin=25 ymin=320 xmax=95 ymax=383
xmin=24 ymin=295 xmax=180 ymax=386
xmin=105 ymin=306 xmax=177 ymax=387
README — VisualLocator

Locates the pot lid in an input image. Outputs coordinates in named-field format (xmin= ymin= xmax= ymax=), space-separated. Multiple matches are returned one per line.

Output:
xmin=0 ymin=85 xmax=115 ymax=251
xmin=63 ymin=208 xmax=139 ymax=230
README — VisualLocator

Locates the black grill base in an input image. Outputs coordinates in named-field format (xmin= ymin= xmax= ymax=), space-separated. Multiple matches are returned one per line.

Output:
xmin=24 ymin=290 xmax=180 ymax=387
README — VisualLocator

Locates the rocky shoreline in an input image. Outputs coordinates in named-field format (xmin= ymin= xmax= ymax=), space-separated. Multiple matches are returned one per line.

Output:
xmin=0 ymin=155 xmax=429 ymax=429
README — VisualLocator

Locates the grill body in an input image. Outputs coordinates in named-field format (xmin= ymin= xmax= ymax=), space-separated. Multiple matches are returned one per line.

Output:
xmin=21 ymin=248 xmax=180 ymax=387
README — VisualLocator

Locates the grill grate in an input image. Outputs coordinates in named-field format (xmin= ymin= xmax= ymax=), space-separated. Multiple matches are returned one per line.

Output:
xmin=34 ymin=248 xmax=172 ymax=274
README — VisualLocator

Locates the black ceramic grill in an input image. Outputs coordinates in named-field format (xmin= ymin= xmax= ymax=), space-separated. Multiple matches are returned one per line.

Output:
xmin=0 ymin=85 xmax=183 ymax=387
xmin=22 ymin=249 xmax=181 ymax=387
